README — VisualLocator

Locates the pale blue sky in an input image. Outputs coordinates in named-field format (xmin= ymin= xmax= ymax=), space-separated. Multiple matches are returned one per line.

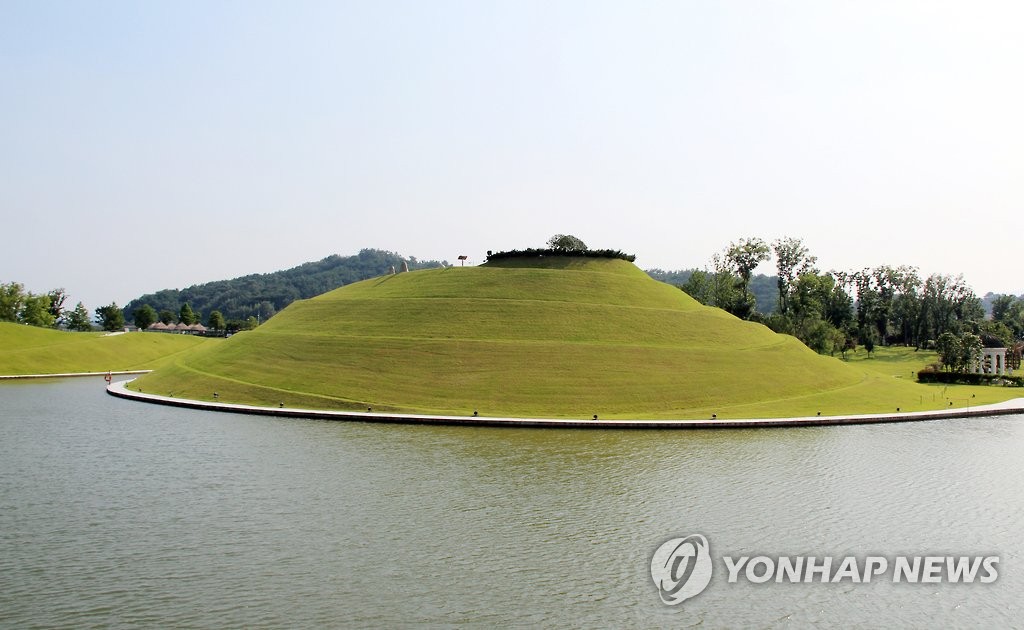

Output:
xmin=2 ymin=1 xmax=1022 ymax=308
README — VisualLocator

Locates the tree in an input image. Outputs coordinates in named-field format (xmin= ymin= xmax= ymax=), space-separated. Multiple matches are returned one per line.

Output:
xmin=991 ymin=295 xmax=1024 ymax=339
xmin=66 ymin=302 xmax=93 ymax=331
xmin=772 ymin=237 xmax=817 ymax=315
xmin=976 ymin=320 xmax=1013 ymax=349
xmin=546 ymin=234 xmax=588 ymax=252
xmin=917 ymin=273 xmax=978 ymax=343
xmin=0 ymin=282 xmax=26 ymax=322
xmin=680 ymin=269 xmax=712 ymax=305
xmin=133 ymin=304 xmax=158 ymax=330
xmin=991 ymin=294 xmax=1018 ymax=323
xmin=682 ymin=255 xmax=748 ymax=317
xmin=839 ymin=334 xmax=857 ymax=360
xmin=208 ymin=310 xmax=225 ymax=331
xmin=256 ymin=301 xmax=276 ymax=322
xmin=889 ymin=266 xmax=922 ymax=346
xmin=958 ymin=332 xmax=983 ymax=373
xmin=158 ymin=309 xmax=176 ymax=325
xmin=95 ymin=303 xmax=125 ymax=332
xmin=47 ymin=288 xmax=68 ymax=327
xmin=724 ymin=237 xmax=770 ymax=315
xmin=725 ymin=238 xmax=770 ymax=288
xmin=20 ymin=294 xmax=55 ymax=327
xmin=936 ymin=331 xmax=983 ymax=372
xmin=782 ymin=272 xmax=852 ymax=355
xmin=179 ymin=303 xmax=197 ymax=325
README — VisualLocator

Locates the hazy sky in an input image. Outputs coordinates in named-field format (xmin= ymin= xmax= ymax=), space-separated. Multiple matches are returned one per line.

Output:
xmin=2 ymin=1 xmax=1022 ymax=308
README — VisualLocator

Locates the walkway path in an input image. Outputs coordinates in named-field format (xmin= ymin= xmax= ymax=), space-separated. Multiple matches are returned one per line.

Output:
xmin=106 ymin=379 xmax=1024 ymax=429
xmin=1 ymin=370 xmax=150 ymax=380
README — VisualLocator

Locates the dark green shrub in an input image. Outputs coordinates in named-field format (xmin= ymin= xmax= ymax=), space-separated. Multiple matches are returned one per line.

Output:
xmin=485 ymin=248 xmax=636 ymax=263
xmin=916 ymin=371 xmax=1023 ymax=387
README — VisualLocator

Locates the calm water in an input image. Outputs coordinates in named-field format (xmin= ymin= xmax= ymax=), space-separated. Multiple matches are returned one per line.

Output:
xmin=1 ymin=377 xmax=1022 ymax=628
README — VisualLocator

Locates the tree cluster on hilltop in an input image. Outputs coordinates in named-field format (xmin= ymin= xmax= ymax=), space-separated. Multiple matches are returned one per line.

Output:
xmin=667 ymin=236 xmax=1024 ymax=359
xmin=486 ymin=234 xmax=637 ymax=263
xmin=122 ymin=249 xmax=446 ymax=326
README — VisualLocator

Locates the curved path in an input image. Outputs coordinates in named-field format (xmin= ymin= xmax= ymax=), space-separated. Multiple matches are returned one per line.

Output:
xmin=1 ymin=370 xmax=150 ymax=380
xmin=107 ymin=379 xmax=1024 ymax=429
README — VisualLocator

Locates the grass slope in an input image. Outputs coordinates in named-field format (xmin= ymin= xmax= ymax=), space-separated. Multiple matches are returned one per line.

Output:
xmin=0 ymin=323 xmax=216 ymax=375
xmin=133 ymin=258 xmax=1022 ymax=419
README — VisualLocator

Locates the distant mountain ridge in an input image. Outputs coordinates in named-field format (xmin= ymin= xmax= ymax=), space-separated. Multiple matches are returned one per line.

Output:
xmin=123 ymin=249 xmax=446 ymax=324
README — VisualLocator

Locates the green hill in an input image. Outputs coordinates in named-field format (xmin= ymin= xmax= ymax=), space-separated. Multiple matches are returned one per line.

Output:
xmin=129 ymin=257 xmax=1015 ymax=419
xmin=0 ymin=323 xmax=216 ymax=375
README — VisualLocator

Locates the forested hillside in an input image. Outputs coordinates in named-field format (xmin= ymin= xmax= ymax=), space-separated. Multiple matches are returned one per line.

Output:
xmin=123 ymin=249 xmax=445 ymax=324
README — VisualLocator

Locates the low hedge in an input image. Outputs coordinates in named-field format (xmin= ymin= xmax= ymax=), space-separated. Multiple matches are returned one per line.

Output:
xmin=917 ymin=371 xmax=1023 ymax=386
xmin=485 ymin=248 xmax=636 ymax=263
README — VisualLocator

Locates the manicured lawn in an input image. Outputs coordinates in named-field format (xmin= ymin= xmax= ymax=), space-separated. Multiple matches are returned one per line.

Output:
xmin=845 ymin=344 xmax=1022 ymax=409
xmin=0 ymin=323 xmax=217 ymax=375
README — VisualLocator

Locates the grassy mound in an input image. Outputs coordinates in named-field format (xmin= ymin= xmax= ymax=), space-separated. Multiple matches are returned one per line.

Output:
xmin=0 ymin=323 xmax=216 ymax=375
xmin=131 ymin=258 xmax=1018 ymax=419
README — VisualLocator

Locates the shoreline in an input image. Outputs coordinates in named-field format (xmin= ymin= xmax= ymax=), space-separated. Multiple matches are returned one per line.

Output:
xmin=106 ymin=379 xmax=1024 ymax=429
xmin=1 ymin=370 xmax=151 ymax=380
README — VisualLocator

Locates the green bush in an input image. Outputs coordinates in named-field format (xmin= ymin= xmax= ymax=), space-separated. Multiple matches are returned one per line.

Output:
xmin=916 ymin=371 xmax=1023 ymax=386
xmin=486 ymin=248 xmax=636 ymax=263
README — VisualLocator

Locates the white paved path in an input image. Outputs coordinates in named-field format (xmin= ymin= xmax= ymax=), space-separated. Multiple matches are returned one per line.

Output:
xmin=106 ymin=379 xmax=1024 ymax=430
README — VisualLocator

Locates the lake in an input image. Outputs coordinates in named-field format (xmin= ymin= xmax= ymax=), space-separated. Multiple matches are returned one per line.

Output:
xmin=1 ymin=377 xmax=1022 ymax=628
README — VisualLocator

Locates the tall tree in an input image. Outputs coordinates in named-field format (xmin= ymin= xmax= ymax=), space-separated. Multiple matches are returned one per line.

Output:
xmin=772 ymin=237 xmax=817 ymax=315
xmin=991 ymin=295 xmax=1024 ymax=339
xmin=725 ymin=237 xmax=770 ymax=289
xmin=179 ymin=303 xmax=197 ymax=325
xmin=937 ymin=331 xmax=983 ymax=372
xmin=724 ymin=237 xmax=769 ymax=317
xmin=46 ymin=288 xmax=68 ymax=326
xmin=133 ymin=304 xmax=158 ymax=330
xmin=0 ymin=282 xmax=26 ymax=322
xmin=916 ymin=273 xmax=980 ymax=343
xmin=889 ymin=266 xmax=922 ymax=346
xmin=95 ymin=303 xmax=125 ymax=332
xmin=20 ymin=294 xmax=55 ymax=327
xmin=208 ymin=310 xmax=225 ymax=331
xmin=66 ymin=302 xmax=93 ymax=331
xmin=991 ymin=295 xmax=1018 ymax=323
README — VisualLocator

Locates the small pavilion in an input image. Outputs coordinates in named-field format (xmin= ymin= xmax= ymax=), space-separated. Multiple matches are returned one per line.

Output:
xmin=972 ymin=348 xmax=1009 ymax=376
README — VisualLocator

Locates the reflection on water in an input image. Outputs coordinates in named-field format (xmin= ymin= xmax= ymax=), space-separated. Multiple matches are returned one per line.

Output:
xmin=1 ymin=378 xmax=1022 ymax=627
